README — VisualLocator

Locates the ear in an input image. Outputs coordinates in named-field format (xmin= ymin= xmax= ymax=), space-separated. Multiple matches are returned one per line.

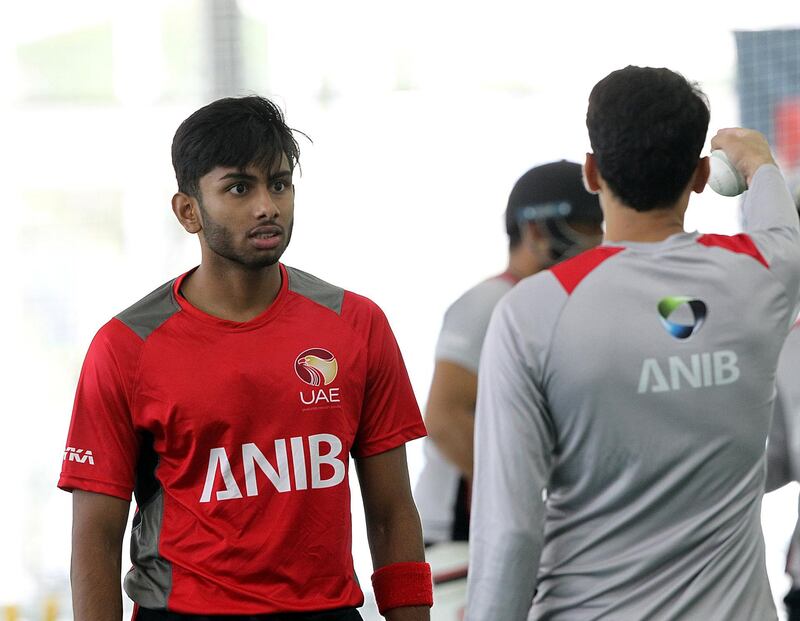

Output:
xmin=691 ymin=156 xmax=710 ymax=194
xmin=172 ymin=192 xmax=202 ymax=234
xmin=582 ymin=153 xmax=601 ymax=194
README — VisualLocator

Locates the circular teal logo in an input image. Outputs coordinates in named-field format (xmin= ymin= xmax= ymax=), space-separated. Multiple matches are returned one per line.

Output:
xmin=657 ymin=296 xmax=707 ymax=339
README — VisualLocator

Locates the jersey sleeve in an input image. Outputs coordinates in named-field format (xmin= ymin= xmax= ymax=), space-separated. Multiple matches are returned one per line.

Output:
xmin=766 ymin=388 xmax=791 ymax=492
xmin=352 ymin=303 xmax=426 ymax=458
xmin=466 ymin=275 xmax=560 ymax=620
xmin=435 ymin=278 xmax=512 ymax=373
xmin=741 ymin=164 xmax=800 ymax=321
xmin=769 ymin=326 xmax=800 ymax=489
xmin=58 ymin=318 xmax=143 ymax=501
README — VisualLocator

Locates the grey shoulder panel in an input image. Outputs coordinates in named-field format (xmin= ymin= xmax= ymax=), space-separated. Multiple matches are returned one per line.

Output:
xmin=285 ymin=266 xmax=344 ymax=315
xmin=123 ymin=489 xmax=172 ymax=607
xmin=116 ymin=279 xmax=181 ymax=340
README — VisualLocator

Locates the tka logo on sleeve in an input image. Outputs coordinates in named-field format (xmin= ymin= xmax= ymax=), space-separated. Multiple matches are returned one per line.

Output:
xmin=64 ymin=447 xmax=95 ymax=465
xmin=295 ymin=348 xmax=342 ymax=407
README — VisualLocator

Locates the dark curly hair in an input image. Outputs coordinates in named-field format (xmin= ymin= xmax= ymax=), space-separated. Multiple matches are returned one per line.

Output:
xmin=172 ymin=95 xmax=303 ymax=198
xmin=587 ymin=66 xmax=710 ymax=212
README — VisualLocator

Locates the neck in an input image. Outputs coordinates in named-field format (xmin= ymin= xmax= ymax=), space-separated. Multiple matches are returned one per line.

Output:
xmin=506 ymin=245 xmax=544 ymax=280
xmin=181 ymin=259 xmax=283 ymax=322
xmin=601 ymin=191 xmax=690 ymax=243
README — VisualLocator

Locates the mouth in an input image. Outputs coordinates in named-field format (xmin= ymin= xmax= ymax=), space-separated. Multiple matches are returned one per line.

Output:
xmin=248 ymin=225 xmax=283 ymax=250
xmin=249 ymin=224 xmax=282 ymax=239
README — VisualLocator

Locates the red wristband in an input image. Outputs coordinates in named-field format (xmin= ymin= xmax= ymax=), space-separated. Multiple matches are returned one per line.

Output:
xmin=371 ymin=561 xmax=433 ymax=615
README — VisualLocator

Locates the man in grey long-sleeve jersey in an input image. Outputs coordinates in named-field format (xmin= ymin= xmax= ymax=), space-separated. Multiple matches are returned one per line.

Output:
xmin=768 ymin=321 xmax=800 ymax=621
xmin=467 ymin=65 xmax=800 ymax=620
xmin=415 ymin=161 xmax=603 ymax=544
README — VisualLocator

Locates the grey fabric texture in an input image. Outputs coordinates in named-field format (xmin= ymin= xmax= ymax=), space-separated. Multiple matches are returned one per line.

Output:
xmin=434 ymin=276 xmax=516 ymax=374
xmin=768 ymin=324 xmax=800 ymax=585
xmin=415 ymin=275 xmax=514 ymax=543
xmin=116 ymin=279 xmax=181 ymax=341
xmin=467 ymin=165 xmax=800 ymax=621
xmin=286 ymin=266 xmax=344 ymax=315
xmin=124 ymin=489 xmax=172 ymax=608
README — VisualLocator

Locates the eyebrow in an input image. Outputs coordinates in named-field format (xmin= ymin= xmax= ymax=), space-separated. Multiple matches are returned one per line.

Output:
xmin=268 ymin=169 xmax=293 ymax=182
xmin=216 ymin=170 xmax=259 ymax=183
xmin=215 ymin=169 xmax=292 ymax=183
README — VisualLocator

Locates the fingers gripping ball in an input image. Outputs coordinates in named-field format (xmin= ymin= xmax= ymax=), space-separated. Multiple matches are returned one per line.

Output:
xmin=708 ymin=150 xmax=748 ymax=197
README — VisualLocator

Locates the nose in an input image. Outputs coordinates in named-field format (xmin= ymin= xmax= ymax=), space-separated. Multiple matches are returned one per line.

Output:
xmin=254 ymin=187 xmax=280 ymax=220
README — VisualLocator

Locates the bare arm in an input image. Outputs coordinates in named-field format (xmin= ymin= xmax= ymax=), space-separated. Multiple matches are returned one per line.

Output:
xmin=71 ymin=490 xmax=131 ymax=621
xmin=356 ymin=446 xmax=430 ymax=621
xmin=424 ymin=360 xmax=477 ymax=481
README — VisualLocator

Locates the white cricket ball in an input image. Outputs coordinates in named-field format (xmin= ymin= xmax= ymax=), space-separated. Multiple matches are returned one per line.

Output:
xmin=708 ymin=150 xmax=747 ymax=197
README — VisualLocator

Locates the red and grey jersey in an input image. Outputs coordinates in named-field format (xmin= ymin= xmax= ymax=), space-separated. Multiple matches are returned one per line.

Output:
xmin=59 ymin=264 xmax=426 ymax=615
xmin=415 ymin=272 xmax=518 ymax=543
xmin=467 ymin=164 xmax=800 ymax=620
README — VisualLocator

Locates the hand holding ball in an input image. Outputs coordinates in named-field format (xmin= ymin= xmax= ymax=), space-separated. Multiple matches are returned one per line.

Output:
xmin=708 ymin=150 xmax=747 ymax=197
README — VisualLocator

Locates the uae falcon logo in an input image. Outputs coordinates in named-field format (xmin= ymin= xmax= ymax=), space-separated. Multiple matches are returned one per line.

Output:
xmin=294 ymin=348 xmax=339 ymax=386
xmin=657 ymin=296 xmax=707 ymax=340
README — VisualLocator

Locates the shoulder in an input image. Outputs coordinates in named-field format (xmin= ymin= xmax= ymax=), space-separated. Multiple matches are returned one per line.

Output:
xmin=284 ymin=264 xmax=390 ymax=333
xmin=115 ymin=277 xmax=182 ymax=341
xmin=695 ymin=233 xmax=769 ymax=268
xmin=284 ymin=265 xmax=347 ymax=315
xmin=450 ymin=274 xmax=515 ymax=312
xmin=548 ymin=245 xmax=626 ymax=295
xmin=442 ymin=274 xmax=516 ymax=329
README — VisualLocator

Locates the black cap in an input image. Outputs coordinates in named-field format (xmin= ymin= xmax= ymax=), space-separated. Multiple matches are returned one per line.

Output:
xmin=505 ymin=160 xmax=603 ymax=239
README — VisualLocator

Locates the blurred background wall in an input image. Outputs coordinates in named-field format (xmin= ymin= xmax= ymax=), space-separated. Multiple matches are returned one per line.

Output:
xmin=1 ymin=1 xmax=798 ymax=618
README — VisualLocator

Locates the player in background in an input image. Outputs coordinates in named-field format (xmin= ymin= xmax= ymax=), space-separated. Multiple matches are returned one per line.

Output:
xmin=414 ymin=161 xmax=603 ymax=545
xmin=766 ymin=197 xmax=800 ymax=621
xmin=59 ymin=96 xmax=432 ymax=621
xmin=467 ymin=66 xmax=800 ymax=620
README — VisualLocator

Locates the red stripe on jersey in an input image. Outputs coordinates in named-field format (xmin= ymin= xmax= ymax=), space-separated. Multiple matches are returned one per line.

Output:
xmin=696 ymin=233 xmax=769 ymax=268
xmin=550 ymin=246 xmax=625 ymax=294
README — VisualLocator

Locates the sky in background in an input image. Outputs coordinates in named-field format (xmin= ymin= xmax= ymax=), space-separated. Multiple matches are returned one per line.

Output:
xmin=2 ymin=1 xmax=799 ymax=618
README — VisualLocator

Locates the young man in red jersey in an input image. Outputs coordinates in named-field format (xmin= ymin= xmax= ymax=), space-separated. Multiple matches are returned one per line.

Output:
xmin=59 ymin=96 xmax=432 ymax=621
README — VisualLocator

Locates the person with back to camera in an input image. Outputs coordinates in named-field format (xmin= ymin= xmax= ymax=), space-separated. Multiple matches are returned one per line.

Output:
xmin=767 ymin=195 xmax=800 ymax=621
xmin=466 ymin=65 xmax=800 ymax=620
xmin=59 ymin=95 xmax=432 ymax=621
xmin=414 ymin=161 xmax=603 ymax=546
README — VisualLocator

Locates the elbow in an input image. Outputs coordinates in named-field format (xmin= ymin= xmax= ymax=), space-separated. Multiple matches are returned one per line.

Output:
xmin=425 ymin=414 xmax=450 ymax=449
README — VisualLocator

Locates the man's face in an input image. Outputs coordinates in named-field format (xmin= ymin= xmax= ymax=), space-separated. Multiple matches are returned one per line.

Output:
xmin=194 ymin=155 xmax=294 ymax=270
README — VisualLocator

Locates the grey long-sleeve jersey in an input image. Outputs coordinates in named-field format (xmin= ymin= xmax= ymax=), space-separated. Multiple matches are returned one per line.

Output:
xmin=767 ymin=322 xmax=800 ymax=586
xmin=467 ymin=164 xmax=800 ymax=621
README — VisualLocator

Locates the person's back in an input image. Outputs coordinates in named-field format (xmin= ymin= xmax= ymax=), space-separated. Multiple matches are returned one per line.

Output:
xmin=466 ymin=66 xmax=800 ymax=621
xmin=525 ymin=221 xmax=787 ymax=618
xmin=415 ymin=161 xmax=603 ymax=545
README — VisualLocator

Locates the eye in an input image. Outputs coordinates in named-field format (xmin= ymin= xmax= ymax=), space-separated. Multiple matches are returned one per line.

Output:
xmin=271 ymin=180 xmax=288 ymax=193
xmin=228 ymin=182 xmax=248 ymax=195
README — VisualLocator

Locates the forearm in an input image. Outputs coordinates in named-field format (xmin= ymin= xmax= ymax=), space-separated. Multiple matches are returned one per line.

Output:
xmin=71 ymin=536 xmax=124 ymax=621
xmin=366 ymin=502 xmax=426 ymax=568
xmin=367 ymin=503 xmax=429 ymax=621
xmin=428 ymin=409 xmax=475 ymax=480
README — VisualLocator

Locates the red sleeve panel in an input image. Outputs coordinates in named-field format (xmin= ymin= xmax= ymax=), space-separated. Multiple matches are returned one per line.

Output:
xmin=58 ymin=318 xmax=144 ymax=501
xmin=345 ymin=295 xmax=426 ymax=458
xmin=696 ymin=233 xmax=769 ymax=269
xmin=550 ymin=246 xmax=626 ymax=294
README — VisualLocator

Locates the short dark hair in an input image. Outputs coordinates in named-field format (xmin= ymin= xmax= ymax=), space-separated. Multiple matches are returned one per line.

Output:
xmin=586 ymin=66 xmax=710 ymax=212
xmin=172 ymin=95 xmax=303 ymax=198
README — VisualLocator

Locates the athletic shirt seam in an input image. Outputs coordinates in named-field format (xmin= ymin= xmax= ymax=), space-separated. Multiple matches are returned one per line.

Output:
xmin=698 ymin=238 xmax=795 ymax=329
